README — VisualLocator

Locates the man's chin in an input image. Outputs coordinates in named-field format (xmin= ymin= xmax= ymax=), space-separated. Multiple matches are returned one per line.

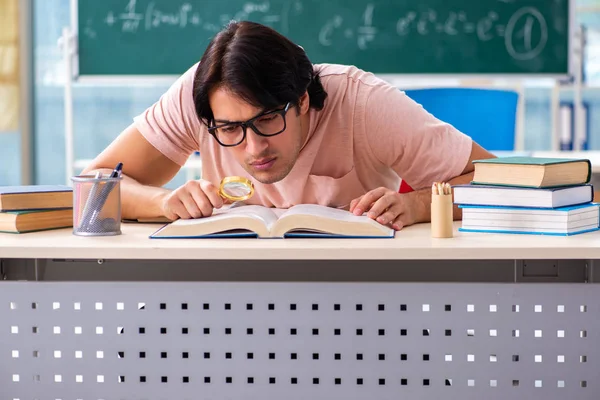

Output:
xmin=246 ymin=165 xmax=291 ymax=185
xmin=251 ymin=171 xmax=287 ymax=185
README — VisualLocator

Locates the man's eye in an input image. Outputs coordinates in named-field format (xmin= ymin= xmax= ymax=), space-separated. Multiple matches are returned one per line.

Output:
xmin=257 ymin=115 xmax=277 ymax=123
xmin=220 ymin=126 xmax=239 ymax=133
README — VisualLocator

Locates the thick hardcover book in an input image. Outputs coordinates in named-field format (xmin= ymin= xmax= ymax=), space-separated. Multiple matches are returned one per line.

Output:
xmin=0 ymin=208 xmax=73 ymax=233
xmin=0 ymin=185 xmax=73 ymax=211
xmin=453 ymin=183 xmax=593 ymax=208
xmin=458 ymin=203 xmax=599 ymax=236
xmin=150 ymin=204 xmax=395 ymax=239
xmin=471 ymin=157 xmax=591 ymax=188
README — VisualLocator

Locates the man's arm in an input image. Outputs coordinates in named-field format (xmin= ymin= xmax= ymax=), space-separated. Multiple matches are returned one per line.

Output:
xmin=350 ymin=82 xmax=498 ymax=229
xmin=350 ymin=140 xmax=496 ymax=229
xmin=407 ymin=140 xmax=497 ymax=222
xmin=82 ymin=124 xmax=182 ymax=219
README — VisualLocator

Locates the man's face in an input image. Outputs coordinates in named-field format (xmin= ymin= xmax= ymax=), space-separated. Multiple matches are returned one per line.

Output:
xmin=209 ymin=87 xmax=308 ymax=184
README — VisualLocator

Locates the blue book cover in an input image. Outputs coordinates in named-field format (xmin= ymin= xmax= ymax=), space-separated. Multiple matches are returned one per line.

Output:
xmin=458 ymin=227 xmax=600 ymax=236
xmin=453 ymin=183 xmax=592 ymax=192
xmin=0 ymin=185 xmax=72 ymax=194
xmin=149 ymin=230 xmax=394 ymax=239
xmin=458 ymin=202 xmax=599 ymax=212
xmin=0 ymin=185 xmax=73 ymax=211
xmin=150 ymin=231 xmax=259 ymax=239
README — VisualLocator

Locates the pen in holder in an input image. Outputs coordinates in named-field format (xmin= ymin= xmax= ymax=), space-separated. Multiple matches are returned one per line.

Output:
xmin=71 ymin=164 xmax=123 ymax=236
xmin=431 ymin=182 xmax=453 ymax=238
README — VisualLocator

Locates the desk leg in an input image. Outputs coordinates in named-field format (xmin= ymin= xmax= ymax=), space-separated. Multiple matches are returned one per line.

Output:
xmin=33 ymin=258 xmax=48 ymax=281
xmin=1 ymin=258 xmax=45 ymax=281
xmin=586 ymin=259 xmax=596 ymax=283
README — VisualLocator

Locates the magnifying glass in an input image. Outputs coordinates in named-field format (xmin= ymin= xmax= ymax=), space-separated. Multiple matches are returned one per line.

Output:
xmin=218 ymin=176 xmax=255 ymax=202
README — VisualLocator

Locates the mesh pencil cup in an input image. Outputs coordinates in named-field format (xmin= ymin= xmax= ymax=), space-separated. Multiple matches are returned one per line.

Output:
xmin=71 ymin=174 xmax=123 ymax=236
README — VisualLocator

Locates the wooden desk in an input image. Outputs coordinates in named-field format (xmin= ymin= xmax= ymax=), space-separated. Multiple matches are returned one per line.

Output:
xmin=2 ymin=221 xmax=600 ymax=261
xmin=1 ymin=222 xmax=599 ymax=399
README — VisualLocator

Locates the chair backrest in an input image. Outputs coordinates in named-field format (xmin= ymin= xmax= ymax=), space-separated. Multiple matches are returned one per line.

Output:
xmin=403 ymin=87 xmax=519 ymax=151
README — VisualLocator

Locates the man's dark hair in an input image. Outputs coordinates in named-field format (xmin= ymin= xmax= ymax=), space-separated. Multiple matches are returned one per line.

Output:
xmin=193 ymin=20 xmax=327 ymax=126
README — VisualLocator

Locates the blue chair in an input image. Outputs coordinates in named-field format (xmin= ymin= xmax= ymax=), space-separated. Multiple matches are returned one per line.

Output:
xmin=403 ymin=87 xmax=519 ymax=151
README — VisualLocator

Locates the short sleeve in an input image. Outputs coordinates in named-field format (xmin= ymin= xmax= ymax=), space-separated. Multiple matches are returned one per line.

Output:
xmin=363 ymin=83 xmax=473 ymax=190
xmin=133 ymin=63 xmax=201 ymax=166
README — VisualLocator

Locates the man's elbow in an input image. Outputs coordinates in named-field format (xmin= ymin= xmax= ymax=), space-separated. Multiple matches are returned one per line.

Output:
xmin=460 ymin=140 xmax=496 ymax=175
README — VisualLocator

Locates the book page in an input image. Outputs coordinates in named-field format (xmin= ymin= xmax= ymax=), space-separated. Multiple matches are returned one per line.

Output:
xmin=273 ymin=204 xmax=393 ymax=237
xmin=280 ymin=204 xmax=369 ymax=222
xmin=215 ymin=205 xmax=280 ymax=229
xmin=151 ymin=205 xmax=279 ymax=238
xmin=169 ymin=205 xmax=278 ymax=228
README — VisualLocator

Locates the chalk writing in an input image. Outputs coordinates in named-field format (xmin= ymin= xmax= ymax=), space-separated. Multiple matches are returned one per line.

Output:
xmin=357 ymin=4 xmax=376 ymax=50
xmin=319 ymin=15 xmax=343 ymax=47
xmin=505 ymin=7 xmax=548 ymax=60
xmin=85 ymin=0 xmax=551 ymax=62
xmin=394 ymin=7 xmax=547 ymax=60
xmin=99 ymin=0 xmax=283 ymax=34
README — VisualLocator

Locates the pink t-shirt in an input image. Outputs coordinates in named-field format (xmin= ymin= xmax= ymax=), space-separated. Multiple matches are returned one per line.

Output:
xmin=134 ymin=63 xmax=472 ymax=209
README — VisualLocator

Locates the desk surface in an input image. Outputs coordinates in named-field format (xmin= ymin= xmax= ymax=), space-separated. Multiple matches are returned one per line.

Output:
xmin=1 ymin=221 xmax=599 ymax=260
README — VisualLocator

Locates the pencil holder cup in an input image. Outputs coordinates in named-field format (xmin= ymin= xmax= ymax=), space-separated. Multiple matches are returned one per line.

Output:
xmin=71 ymin=174 xmax=123 ymax=236
xmin=431 ymin=195 xmax=454 ymax=238
xmin=431 ymin=182 xmax=454 ymax=238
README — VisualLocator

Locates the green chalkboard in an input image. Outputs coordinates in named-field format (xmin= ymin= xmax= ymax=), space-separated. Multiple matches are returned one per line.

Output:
xmin=77 ymin=0 xmax=571 ymax=76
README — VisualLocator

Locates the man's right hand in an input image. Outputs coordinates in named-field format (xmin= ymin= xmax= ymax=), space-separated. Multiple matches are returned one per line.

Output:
xmin=160 ymin=179 xmax=224 ymax=220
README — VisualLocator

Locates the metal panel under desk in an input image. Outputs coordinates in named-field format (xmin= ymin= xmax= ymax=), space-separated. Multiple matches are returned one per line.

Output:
xmin=1 ymin=281 xmax=599 ymax=400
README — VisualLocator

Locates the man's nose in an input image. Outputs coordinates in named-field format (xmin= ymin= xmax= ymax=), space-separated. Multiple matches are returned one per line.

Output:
xmin=244 ymin=129 xmax=269 ymax=156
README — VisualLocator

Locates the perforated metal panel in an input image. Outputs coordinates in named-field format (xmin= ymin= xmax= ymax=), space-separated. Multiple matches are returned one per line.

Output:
xmin=1 ymin=281 xmax=599 ymax=400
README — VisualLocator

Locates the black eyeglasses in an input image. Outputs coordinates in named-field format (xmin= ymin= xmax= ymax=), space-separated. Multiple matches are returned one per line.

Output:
xmin=208 ymin=102 xmax=292 ymax=147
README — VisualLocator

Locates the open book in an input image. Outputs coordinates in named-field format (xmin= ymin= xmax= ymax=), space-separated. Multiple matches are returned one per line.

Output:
xmin=149 ymin=204 xmax=395 ymax=239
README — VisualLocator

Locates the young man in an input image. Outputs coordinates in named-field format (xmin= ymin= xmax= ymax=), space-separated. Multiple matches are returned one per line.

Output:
xmin=83 ymin=21 xmax=495 ymax=230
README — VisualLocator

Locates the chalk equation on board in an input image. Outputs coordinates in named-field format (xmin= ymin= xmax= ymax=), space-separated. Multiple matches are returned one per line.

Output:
xmin=84 ymin=0 xmax=550 ymax=61
xmin=84 ymin=0 xmax=301 ymax=37
xmin=391 ymin=6 xmax=548 ymax=60
xmin=319 ymin=5 xmax=549 ymax=61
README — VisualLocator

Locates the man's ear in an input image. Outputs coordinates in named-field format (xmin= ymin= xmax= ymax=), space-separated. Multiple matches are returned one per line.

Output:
xmin=298 ymin=91 xmax=310 ymax=115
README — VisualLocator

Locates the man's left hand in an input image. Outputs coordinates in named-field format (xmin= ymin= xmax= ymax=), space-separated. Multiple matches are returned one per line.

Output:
xmin=349 ymin=187 xmax=420 ymax=231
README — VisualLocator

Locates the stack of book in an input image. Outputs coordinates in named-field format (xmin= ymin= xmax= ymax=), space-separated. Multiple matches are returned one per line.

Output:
xmin=0 ymin=185 xmax=73 ymax=233
xmin=452 ymin=156 xmax=599 ymax=236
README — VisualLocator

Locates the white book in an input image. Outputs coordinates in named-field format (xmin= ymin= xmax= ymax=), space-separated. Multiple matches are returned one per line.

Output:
xmin=459 ymin=203 xmax=600 ymax=236
xmin=453 ymin=184 xmax=593 ymax=208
